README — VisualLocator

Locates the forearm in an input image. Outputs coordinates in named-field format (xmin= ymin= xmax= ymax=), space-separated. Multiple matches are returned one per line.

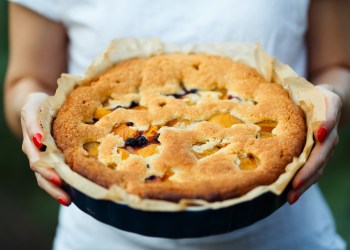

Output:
xmin=310 ymin=66 xmax=350 ymax=127
xmin=5 ymin=4 xmax=68 ymax=137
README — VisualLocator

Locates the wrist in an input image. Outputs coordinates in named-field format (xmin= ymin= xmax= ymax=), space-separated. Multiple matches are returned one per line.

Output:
xmin=4 ymin=77 xmax=47 ymax=137
xmin=311 ymin=67 xmax=350 ymax=126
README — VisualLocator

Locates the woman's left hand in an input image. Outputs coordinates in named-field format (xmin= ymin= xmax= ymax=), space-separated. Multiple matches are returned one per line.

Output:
xmin=287 ymin=85 xmax=342 ymax=204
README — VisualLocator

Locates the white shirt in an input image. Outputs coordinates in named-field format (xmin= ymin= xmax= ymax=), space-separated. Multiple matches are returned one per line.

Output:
xmin=15 ymin=0 xmax=308 ymax=77
xmin=12 ymin=0 xmax=346 ymax=249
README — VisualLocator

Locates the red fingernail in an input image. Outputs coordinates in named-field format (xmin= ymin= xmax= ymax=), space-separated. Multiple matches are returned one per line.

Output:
xmin=33 ymin=133 xmax=43 ymax=148
xmin=57 ymin=197 xmax=70 ymax=206
xmin=289 ymin=193 xmax=300 ymax=205
xmin=50 ymin=177 xmax=61 ymax=186
xmin=294 ymin=180 xmax=303 ymax=190
xmin=317 ymin=127 xmax=328 ymax=143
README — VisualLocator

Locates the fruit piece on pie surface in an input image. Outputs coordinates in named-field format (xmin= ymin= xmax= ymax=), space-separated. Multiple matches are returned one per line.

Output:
xmin=113 ymin=124 xmax=138 ymax=141
xmin=239 ymin=154 xmax=258 ymax=170
xmin=161 ymin=169 xmax=175 ymax=181
xmin=132 ymin=105 xmax=148 ymax=110
xmin=145 ymin=169 xmax=175 ymax=182
xmin=193 ymin=147 xmax=219 ymax=159
xmin=107 ymin=163 xmax=117 ymax=169
xmin=208 ymin=113 xmax=243 ymax=128
xmin=83 ymin=142 xmax=100 ymax=157
xmin=256 ymin=121 xmax=277 ymax=133
xmin=135 ymin=143 xmax=159 ymax=157
xmin=166 ymin=119 xmax=191 ymax=127
xmin=125 ymin=136 xmax=149 ymax=147
xmin=117 ymin=148 xmax=130 ymax=160
xmin=93 ymin=107 xmax=112 ymax=120
xmin=145 ymin=175 xmax=160 ymax=182
xmin=143 ymin=125 xmax=159 ymax=141
xmin=215 ymin=88 xmax=228 ymax=99
xmin=259 ymin=132 xmax=275 ymax=138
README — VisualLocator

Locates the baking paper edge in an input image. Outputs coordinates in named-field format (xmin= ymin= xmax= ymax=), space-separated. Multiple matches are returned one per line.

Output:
xmin=35 ymin=38 xmax=326 ymax=211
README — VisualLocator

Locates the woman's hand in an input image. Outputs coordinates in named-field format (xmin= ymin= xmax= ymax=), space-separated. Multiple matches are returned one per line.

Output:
xmin=21 ymin=92 xmax=71 ymax=206
xmin=288 ymin=85 xmax=342 ymax=204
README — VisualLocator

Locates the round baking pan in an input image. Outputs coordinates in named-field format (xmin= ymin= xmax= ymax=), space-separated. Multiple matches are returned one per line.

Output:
xmin=63 ymin=183 xmax=291 ymax=239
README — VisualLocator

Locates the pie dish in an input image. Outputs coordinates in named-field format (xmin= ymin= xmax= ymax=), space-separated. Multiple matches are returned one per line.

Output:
xmin=35 ymin=39 xmax=325 ymax=237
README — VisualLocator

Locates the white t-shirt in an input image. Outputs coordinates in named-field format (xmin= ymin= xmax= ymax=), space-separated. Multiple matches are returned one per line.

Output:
xmin=12 ymin=0 xmax=346 ymax=249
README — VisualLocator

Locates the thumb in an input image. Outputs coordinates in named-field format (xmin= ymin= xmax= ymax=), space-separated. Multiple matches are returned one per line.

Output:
xmin=21 ymin=93 xmax=49 ymax=148
xmin=314 ymin=85 xmax=342 ymax=143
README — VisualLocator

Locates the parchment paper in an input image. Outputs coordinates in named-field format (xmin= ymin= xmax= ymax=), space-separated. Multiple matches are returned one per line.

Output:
xmin=35 ymin=39 xmax=326 ymax=211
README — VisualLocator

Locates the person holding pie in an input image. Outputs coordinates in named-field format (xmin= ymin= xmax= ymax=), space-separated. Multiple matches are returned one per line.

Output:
xmin=4 ymin=0 xmax=349 ymax=249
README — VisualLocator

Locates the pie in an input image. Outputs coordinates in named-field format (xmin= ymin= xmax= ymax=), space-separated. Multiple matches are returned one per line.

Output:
xmin=51 ymin=52 xmax=306 ymax=202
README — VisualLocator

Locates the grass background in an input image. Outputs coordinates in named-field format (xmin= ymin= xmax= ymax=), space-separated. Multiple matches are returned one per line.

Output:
xmin=0 ymin=1 xmax=349 ymax=249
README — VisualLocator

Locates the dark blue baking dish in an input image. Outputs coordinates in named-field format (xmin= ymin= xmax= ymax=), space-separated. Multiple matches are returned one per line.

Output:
xmin=63 ymin=182 xmax=291 ymax=239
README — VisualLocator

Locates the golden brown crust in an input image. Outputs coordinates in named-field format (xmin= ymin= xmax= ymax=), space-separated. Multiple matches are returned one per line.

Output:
xmin=52 ymin=54 xmax=306 ymax=202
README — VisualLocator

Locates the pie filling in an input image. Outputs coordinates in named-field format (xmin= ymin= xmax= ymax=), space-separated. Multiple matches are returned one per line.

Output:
xmin=82 ymin=89 xmax=278 ymax=183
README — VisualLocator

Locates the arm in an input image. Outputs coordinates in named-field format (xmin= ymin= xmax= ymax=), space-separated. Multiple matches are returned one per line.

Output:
xmin=308 ymin=0 xmax=350 ymax=125
xmin=4 ymin=3 xmax=71 ymax=205
xmin=288 ymin=0 xmax=350 ymax=203
xmin=5 ymin=3 xmax=67 ymax=136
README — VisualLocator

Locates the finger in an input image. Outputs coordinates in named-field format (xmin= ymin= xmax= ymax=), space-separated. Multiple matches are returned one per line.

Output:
xmin=35 ymin=173 xmax=71 ymax=206
xmin=298 ymin=166 xmax=324 ymax=194
xmin=292 ymin=127 xmax=338 ymax=190
xmin=23 ymin=135 xmax=64 ymax=186
xmin=22 ymin=126 xmax=40 ymax=165
xmin=315 ymin=86 xmax=342 ymax=143
xmin=35 ymin=167 xmax=63 ymax=186
xmin=288 ymin=168 xmax=323 ymax=204
xmin=21 ymin=93 xmax=48 ymax=148
xmin=22 ymin=118 xmax=63 ymax=187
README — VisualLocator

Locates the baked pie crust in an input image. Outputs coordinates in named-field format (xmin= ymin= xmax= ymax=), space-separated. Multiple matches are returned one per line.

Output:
xmin=36 ymin=39 xmax=325 ymax=211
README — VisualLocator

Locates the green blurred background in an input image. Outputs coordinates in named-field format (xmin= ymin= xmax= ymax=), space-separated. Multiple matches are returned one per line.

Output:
xmin=0 ymin=1 xmax=349 ymax=249
xmin=0 ymin=2 xmax=59 ymax=249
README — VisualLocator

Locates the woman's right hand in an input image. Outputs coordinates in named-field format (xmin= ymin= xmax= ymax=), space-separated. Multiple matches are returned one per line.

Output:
xmin=21 ymin=92 xmax=71 ymax=206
